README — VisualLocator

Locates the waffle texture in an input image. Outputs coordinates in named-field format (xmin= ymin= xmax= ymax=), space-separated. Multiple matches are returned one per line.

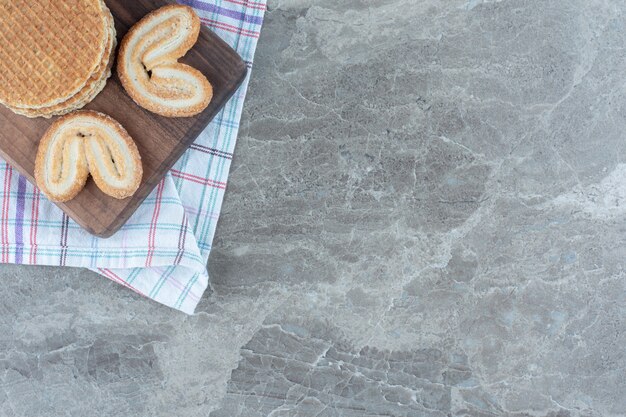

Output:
xmin=9 ymin=17 xmax=117 ymax=119
xmin=0 ymin=0 xmax=109 ymax=109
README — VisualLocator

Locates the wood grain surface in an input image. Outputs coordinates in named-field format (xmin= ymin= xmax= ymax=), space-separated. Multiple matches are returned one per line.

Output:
xmin=0 ymin=0 xmax=247 ymax=237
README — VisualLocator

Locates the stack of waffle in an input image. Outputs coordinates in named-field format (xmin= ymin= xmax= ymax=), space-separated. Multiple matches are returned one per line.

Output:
xmin=0 ymin=0 xmax=116 ymax=119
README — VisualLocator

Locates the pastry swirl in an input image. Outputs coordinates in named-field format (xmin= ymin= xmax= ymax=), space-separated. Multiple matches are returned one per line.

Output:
xmin=35 ymin=111 xmax=143 ymax=202
xmin=117 ymin=4 xmax=213 ymax=117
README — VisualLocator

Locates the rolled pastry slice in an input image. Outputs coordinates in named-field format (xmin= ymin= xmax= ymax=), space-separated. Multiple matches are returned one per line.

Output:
xmin=117 ymin=4 xmax=213 ymax=117
xmin=35 ymin=111 xmax=143 ymax=202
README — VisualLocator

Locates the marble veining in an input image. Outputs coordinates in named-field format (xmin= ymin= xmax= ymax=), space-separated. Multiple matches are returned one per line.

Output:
xmin=1 ymin=0 xmax=625 ymax=415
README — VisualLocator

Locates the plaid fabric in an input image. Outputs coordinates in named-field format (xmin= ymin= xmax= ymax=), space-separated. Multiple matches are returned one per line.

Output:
xmin=0 ymin=0 xmax=267 ymax=314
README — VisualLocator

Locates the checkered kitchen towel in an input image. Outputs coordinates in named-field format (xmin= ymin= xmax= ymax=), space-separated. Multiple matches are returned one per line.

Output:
xmin=0 ymin=0 xmax=266 ymax=314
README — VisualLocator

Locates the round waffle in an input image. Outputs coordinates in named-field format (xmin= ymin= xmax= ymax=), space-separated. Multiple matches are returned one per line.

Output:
xmin=9 ymin=8 xmax=117 ymax=119
xmin=0 ymin=0 xmax=109 ymax=110
xmin=117 ymin=4 xmax=213 ymax=118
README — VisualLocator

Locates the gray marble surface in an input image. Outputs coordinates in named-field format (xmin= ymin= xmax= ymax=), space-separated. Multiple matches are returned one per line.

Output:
xmin=1 ymin=0 xmax=625 ymax=415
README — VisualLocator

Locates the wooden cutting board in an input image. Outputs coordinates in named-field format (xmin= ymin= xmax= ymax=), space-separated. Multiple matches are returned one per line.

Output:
xmin=0 ymin=0 xmax=247 ymax=237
